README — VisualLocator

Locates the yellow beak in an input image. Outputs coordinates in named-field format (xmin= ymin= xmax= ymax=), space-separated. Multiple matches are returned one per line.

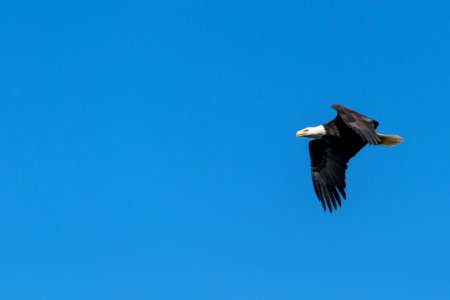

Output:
xmin=296 ymin=130 xmax=305 ymax=138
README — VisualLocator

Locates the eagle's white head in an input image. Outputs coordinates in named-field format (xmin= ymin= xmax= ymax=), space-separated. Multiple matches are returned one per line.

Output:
xmin=296 ymin=125 xmax=326 ymax=138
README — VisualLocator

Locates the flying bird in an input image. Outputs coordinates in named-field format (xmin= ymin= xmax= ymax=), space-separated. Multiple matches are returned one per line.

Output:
xmin=296 ymin=104 xmax=402 ymax=212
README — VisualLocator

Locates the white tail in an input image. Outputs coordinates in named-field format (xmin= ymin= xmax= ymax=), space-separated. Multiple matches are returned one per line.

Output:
xmin=377 ymin=134 xmax=403 ymax=146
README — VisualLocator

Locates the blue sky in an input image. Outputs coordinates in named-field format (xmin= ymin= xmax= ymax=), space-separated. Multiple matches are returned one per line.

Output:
xmin=1 ymin=1 xmax=449 ymax=299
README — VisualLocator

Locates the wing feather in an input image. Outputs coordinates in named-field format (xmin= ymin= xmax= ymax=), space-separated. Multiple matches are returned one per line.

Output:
xmin=309 ymin=139 xmax=349 ymax=212
xmin=331 ymin=104 xmax=380 ymax=145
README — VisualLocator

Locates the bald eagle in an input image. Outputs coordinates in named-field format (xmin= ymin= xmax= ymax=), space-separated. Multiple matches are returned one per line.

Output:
xmin=296 ymin=104 xmax=402 ymax=212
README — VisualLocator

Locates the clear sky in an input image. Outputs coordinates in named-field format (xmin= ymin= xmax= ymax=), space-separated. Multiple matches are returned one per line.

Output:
xmin=1 ymin=1 xmax=449 ymax=299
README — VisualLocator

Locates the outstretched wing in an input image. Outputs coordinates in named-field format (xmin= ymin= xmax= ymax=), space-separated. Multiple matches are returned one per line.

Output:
xmin=332 ymin=104 xmax=380 ymax=145
xmin=309 ymin=138 xmax=349 ymax=212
